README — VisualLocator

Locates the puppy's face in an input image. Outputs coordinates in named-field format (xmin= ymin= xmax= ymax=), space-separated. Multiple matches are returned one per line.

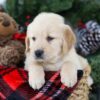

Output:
xmin=26 ymin=15 xmax=76 ymax=63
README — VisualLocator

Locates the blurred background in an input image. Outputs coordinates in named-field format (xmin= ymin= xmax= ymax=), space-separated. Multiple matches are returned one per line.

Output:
xmin=5 ymin=0 xmax=100 ymax=29
xmin=0 ymin=0 xmax=100 ymax=99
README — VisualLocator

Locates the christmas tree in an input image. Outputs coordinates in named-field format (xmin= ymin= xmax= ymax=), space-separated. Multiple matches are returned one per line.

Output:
xmin=6 ymin=0 xmax=100 ymax=26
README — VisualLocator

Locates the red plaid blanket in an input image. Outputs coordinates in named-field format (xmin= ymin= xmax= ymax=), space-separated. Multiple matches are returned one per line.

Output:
xmin=0 ymin=66 xmax=83 ymax=100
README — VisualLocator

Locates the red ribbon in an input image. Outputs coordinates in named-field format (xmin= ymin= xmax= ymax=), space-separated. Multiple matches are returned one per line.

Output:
xmin=12 ymin=33 xmax=26 ymax=41
xmin=78 ymin=20 xmax=86 ymax=28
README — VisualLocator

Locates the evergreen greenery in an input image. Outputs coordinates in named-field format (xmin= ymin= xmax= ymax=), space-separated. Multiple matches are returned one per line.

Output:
xmin=6 ymin=0 xmax=100 ymax=25
xmin=87 ymin=51 xmax=100 ymax=85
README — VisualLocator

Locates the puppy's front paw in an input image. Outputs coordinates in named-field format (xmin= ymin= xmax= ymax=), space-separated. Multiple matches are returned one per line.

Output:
xmin=61 ymin=71 xmax=77 ymax=87
xmin=29 ymin=75 xmax=45 ymax=90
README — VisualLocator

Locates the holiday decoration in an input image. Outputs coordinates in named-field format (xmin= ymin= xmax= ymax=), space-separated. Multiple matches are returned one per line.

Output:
xmin=76 ymin=20 xmax=100 ymax=56
xmin=0 ymin=12 xmax=25 ymax=67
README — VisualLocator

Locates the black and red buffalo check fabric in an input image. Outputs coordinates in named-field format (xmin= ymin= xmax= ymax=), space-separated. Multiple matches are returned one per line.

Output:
xmin=0 ymin=65 xmax=83 ymax=100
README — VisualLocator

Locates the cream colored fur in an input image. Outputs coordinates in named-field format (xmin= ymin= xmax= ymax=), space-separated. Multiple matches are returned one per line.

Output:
xmin=25 ymin=12 xmax=93 ymax=90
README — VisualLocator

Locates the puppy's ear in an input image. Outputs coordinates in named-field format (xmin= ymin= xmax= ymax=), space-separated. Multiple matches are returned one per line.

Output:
xmin=25 ymin=37 xmax=30 ymax=53
xmin=62 ymin=25 xmax=76 ymax=54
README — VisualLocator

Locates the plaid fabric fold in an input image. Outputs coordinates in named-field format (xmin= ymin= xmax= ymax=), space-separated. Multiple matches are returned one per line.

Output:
xmin=0 ymin=66 xmax=83 ymax=100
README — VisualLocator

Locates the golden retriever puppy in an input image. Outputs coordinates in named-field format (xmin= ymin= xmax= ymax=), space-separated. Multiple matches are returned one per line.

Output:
xmin=25 ymin=12 xmax=93 ymax=90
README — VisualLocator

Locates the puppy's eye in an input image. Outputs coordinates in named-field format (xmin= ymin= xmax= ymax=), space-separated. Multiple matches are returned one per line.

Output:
xmin=32 ymin=37 xmax=36 ymax=41
xmin=47 ymin=36 xmax=54 ymax=42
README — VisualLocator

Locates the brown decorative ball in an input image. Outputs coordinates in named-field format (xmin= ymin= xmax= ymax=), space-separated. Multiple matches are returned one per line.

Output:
xmin=0 ymin=46 xmax=20 ymax=66
xmin=6 ymin=40 xmax=25 ymax=59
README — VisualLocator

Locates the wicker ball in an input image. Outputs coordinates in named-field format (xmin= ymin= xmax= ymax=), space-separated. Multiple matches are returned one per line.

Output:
xmin=0 ymin=46 xmax=20 ymax=66
xmin=68 ymin=69 xmax=91 ymax=100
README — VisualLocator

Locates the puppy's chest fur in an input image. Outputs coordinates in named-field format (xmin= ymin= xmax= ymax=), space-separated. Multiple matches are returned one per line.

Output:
xmin=43 ymin=60 xmax=64 ymax=71
xmin=43 ymin=48 xmax=83 ymax=71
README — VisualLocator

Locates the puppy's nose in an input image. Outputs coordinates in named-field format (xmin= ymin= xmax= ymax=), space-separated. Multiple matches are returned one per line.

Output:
xmin=35 ymin=49 xmax=44 ymax=58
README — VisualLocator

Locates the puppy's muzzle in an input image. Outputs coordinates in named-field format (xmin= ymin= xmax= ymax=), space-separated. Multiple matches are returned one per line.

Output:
xmin=35 ymin=49 xmax=44 ymax=59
